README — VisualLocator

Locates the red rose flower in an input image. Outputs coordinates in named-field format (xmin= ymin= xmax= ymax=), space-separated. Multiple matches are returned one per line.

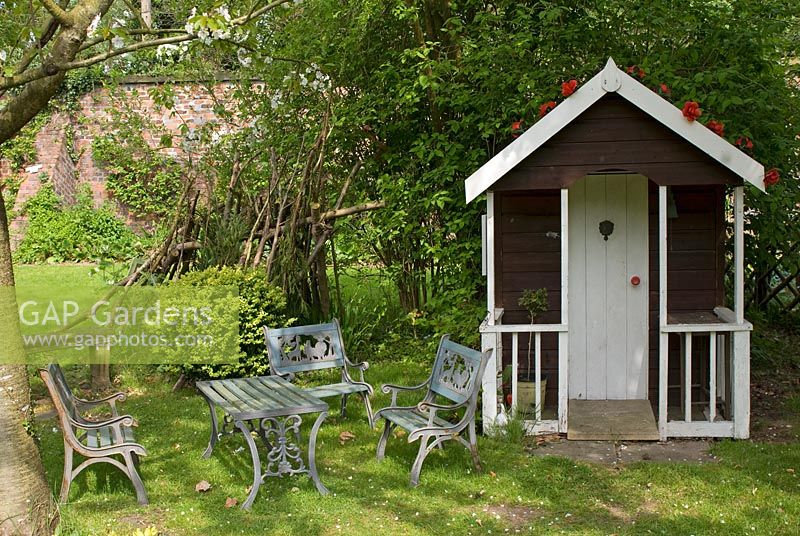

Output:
xmin=659 ymin=83 xmax=671 ymax=96
xmin=764 ymin=168 xmax=780 ymax=187
xmin=539 ymin=101 xmax=556 ymax=118
xmin=511 ymin=120 xmax=523 ymax=138
xmin=682 ymin=101 xmax=702 ymax=122
xmin=706 ymin=120 xmax=724 ymax=136
xmin=561 ymin=79 xmax=578 ymax=97
xmin=637 ymin=67 xmax=646 ymax=79
xmin=626 ymin=65 xmax=636 ymax=74
xmin=735 ymin=137 xmax=754 ymax=151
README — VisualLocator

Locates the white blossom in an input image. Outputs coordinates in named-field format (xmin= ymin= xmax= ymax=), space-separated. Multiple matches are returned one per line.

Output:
xmin=185 ymin=21 xmax=195 ymax=35
xmin=87 ymin=15 xmax=101 ymax=37
xmin=111 ymin=36 xmax=124 ymax=49
xmin=270 ymin=90 xmax=283 ymax=109
xmin=237 ymin=48 xmax=252 ymax=68
xmin=0 ymin=50 xmax=6 ymax=62
xmin=197 ymin=28 xmax=211 ymax=45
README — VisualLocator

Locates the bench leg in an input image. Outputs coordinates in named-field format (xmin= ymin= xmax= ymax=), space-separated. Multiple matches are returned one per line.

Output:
xmin=200 ymin=393 xmax=219 ymax=459
xmin=361 ymin=393 xmax=375 ymax=429
xmin=376 ymin=420 xmax=394 ymax=461
xmin=340 ymin=394 xmax=348 ymax=418
xmin=308 ymin=411 xmax=330 ymax=495
xmin=468 ymin=420 xmax=483 ymax=473
xmin=409 ymin=436 xmax=431 ymax=487
xmin=122 ymin=452 xmax=149 ymax=505
xmin=236 ymin=420 xmax=262 ymax=511
xmin=60 ymin=442 xmax=73 ymax=503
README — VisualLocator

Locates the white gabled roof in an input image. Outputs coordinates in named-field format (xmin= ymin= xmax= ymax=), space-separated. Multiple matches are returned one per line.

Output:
xmin=464 ymin=58 xmax=766 ymax=203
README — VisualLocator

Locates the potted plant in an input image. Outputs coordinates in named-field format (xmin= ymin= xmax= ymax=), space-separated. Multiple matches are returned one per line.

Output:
xmin=516 ymin=288 xmax=548 ymax=412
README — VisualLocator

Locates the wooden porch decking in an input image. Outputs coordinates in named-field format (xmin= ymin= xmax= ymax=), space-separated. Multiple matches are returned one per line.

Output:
xmin=567 ymin=400 xmax=659 ymax=441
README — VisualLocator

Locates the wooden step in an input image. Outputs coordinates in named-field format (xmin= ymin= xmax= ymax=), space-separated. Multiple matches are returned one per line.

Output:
xmin=567 ymin=399 xmax=659 ymax=441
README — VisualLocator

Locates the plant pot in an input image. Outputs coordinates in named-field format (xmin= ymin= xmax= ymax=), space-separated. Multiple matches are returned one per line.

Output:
xmin=517 ymin=376 xmax=547 ymax=412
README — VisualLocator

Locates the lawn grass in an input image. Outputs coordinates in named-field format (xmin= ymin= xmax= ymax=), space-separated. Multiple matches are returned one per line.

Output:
xmin=30 ymin=363 xmax=799 ymax=536
xmin=16 ymin=264 xmax=800 ymax=535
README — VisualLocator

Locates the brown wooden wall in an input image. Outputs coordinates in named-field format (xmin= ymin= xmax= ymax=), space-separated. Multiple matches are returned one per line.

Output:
xmin=494 ymin=183 xmax=726 ymax=406
xmin=493 ymin=94 xmax=743 ymax=192
xmin=494 ymin=190 xmax=563 ymax=405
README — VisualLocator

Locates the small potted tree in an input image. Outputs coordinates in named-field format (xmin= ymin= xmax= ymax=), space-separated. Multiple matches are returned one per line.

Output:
xmin=515 ymin=288 xmax=548 ymax=412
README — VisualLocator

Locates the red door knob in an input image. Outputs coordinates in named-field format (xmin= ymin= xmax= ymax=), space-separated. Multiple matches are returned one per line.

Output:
xmin=630 ymin=275 xmax=641 ymax=286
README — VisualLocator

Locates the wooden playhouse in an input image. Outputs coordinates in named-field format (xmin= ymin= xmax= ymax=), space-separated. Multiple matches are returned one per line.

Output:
xmin=467 ymin=59 xmax=766 ymax=440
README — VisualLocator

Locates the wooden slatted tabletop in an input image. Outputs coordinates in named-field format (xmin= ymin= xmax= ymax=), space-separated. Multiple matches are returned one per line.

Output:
xmin=196 ymin=375 xmax=327 ymax=421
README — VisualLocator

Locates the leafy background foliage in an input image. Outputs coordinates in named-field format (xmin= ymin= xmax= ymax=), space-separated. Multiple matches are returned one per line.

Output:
xmin=14 ymin=183 xmax=145 ymax=264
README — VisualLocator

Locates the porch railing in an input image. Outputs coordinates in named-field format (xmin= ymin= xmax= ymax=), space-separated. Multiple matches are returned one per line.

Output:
xmin=480 ymin=308 xmax=568 ymax=434
xmin=659 ymin=306 xmax=752 ymax=439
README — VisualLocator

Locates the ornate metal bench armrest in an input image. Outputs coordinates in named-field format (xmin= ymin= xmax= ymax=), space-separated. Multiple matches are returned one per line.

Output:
xmin=75 ymin=392 xmax=127 ymax=416
xmin=269 ymin=368 xmax=296 ymax=382
xmin=417 ymin=400 xmax=467 ymax=426
xmin=382 ymin=380 xmax=429 ymax=406
xmin=69 ymin=414 xmax=136 ymax=430
xmin=373 ymin=404 xmax=419 ymax=422
xmin=344 ymin=357 xmax=369 ymax=371
xmin=417 ymin=400 xmax=465 ymax=413
xmin=339 ymin=358 xmax=371 ymax=392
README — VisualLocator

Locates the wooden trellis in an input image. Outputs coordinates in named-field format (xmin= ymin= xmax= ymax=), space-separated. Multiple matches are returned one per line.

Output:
xmin=747 ymin=239 xmax=800 ymax=312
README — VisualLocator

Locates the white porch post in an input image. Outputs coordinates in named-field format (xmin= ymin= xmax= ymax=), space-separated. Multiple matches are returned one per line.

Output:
xmin=658 ymin=185 xmax=669 ymax=441
xmin=558 ymin=188 xmax=569 ymax=432
xmin=481 ymin=191 xmax=498 ymax=433
xmin=732 ymin=186 xmax=750 ymax=438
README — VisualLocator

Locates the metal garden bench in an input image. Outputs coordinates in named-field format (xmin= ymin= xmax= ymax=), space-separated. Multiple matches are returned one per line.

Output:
xmin=374 ymin=336 xmax=491 ymax=486
xmin=264 ymin=319 xmax=374 ymax=426
xmin=39 ymin=364 xmax=148 ymax=505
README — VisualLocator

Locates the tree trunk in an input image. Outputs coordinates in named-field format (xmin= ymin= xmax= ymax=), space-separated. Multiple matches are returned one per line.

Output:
xmin=0 ymin=5 xmax=115 ymax=531
xmin=0 ymin=191 xmax=53 ymax=535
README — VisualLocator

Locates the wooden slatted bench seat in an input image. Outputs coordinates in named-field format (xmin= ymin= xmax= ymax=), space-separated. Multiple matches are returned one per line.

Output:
xmin=264 ymin=319 xmax=374 ymax=426
xmin=374 ymin=336 xmax=491 ymax=486
xmin=40 ymin=364 xmax=148 ymax=505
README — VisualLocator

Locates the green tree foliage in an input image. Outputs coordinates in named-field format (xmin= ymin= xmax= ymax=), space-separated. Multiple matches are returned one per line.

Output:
xmin=255 ymin=0 xmax=799 ymax=315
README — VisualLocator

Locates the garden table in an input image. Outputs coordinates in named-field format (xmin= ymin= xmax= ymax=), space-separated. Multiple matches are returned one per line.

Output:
xmin=196 ymin=375 xmax=329 ymax=509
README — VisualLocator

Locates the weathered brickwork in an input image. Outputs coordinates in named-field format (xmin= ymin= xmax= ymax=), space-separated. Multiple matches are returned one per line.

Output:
xmin=1 ymin=78 xmax=238 ymax=244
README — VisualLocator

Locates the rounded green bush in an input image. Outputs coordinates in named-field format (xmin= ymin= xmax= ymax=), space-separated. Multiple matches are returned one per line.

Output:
xmin=163 ymin=266 xmax=292 ymax=379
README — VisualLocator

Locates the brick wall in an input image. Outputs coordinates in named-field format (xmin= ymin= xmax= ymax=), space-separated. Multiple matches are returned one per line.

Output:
xmin=1 ymin=78 xmax=239 ymax=245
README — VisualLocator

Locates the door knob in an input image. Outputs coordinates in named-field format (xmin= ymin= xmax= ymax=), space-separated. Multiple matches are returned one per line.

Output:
xmin=630 ymin=275 xmax=641 ymax=286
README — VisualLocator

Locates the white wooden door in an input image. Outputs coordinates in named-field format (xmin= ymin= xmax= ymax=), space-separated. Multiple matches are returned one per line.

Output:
xmin=568 ymin=174 xmax=649 ymax=400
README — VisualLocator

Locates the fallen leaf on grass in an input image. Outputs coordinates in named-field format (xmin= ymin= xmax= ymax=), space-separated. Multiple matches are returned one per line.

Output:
xmin=195 ymin=480 xmax=212 ymax=492
xmin=489 ymin=471 xmax=497 ymax=478
xmin=476 ymin=519 xmax=483 ymax=527
xmin=787 ymin=468 xmax=795 ymax=474
xmin=224 ymin=497 xmax=238 ymax=508
xmin=393 ymin=429 xmax=407 ymax=439
xmin=339 ymin=431 xmax=356 ymax=445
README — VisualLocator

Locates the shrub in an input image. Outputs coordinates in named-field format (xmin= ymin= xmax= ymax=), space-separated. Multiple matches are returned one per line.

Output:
xmin=14 ymin=183 xmax=144 ymax=263
xmin=163 ymin=266 xmax=292 ymax=379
